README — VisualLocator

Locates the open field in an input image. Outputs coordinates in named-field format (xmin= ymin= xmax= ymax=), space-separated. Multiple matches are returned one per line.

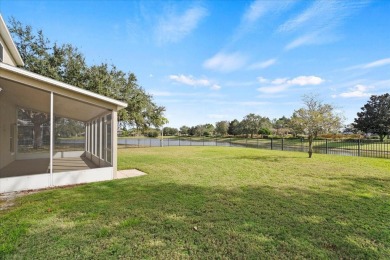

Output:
xmin=1 ymin=147 xmax=389 ymax=258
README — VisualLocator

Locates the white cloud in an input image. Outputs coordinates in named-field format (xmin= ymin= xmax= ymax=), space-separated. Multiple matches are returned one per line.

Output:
xmin=243 ymin=0 xmax=270 ymax=23
xmin=271 ymin=78 xmax=288 ymax=85
xmin=169 ymin=74 xmax=210 ymax=86
xmin=211 ymin=84 xmax=221 ymax=90
xmin=203 ymin=52 xmax=247 ymax=73
xmin=248 ymin=58 xmax=277 ymax=70
xmin=257 ymin=77 xmax=269 ymax=83
xmin=155 ymin=6 xmax=208 ymax=44
xmin=284 ymin=32 xmax=323 ymax=50
xmin=348 ymin=58 xmax=390 ymax=70
xmin=280 ymin=0 xmax=368 ymax=50
xmin=243 ymin=0 xmax=295 ymax=24
xmin=338 ymin=84 xmax=373 ymax=98
xmin=288 ymin=76 xmax=324 ymax=86
xmin=257 ymin=85 xmax=289 ymax=94
xmin=257 ymin=75 xmax=324 ymax=93
xmin=169 ymin=74 xmax=221 ymax=90
xmin=234 ymin=0 xmax=295 ymax=41
xmin=364 ymin=58 xmax=390 ymax=68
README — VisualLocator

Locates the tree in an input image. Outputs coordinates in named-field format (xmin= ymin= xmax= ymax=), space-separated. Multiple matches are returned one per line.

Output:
xmin=258 ymin=127 xmax=271 ymax=136
xmin=163 ymin=127 xmax=178 ymax=136
xmin=215 ymin=121 xmax=229 ymax=136
xmin=240 ymin=113 xmax=265 ymax=138
xmin=179 ymin=126 xmax=189 ymax=136
xmin=194 ymin=125 xmax=205 ymax=136
xmin=272 ymin=116 xmax=291 ymax=136
xmin=9 ymin=18 xmax=167 ymax=138
xmin=290 ymin=94 xmax=343 ymax=158
xmin=228 ymin=119 xmax=240 ymax=136
xmin=55 ymin=118 xmax=84 ymax=138
xmin=353 ymin=93 xmax=390 ymax=142
xmin=203 ymin=124 xmax=215 ymax=136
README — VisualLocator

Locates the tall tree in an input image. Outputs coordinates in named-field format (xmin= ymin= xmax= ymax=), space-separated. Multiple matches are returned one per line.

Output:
xmin=9 ymin=18 xmax=167 ymax=138
xmin=215 ymin=121 xmax=229 ymax=136
xmin=272 ymin=116 xmax=291 ymax=136
xmin=290 ymin=94 xmax=343 ymax=158
xmin=180 ymin=126 xmax=189 ymax=136
xmin=353 ymin=93 xmax=390 ymax=141
xmin=228 ymin=119 xmax=240 ymax=136
xmin=240 ymin=113 xmax=263 ymax=138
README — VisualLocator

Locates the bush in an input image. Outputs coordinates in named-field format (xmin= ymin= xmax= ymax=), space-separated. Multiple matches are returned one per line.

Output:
xmin=146 ymin=131 xmax=159 ymax=138
xmin=258 ymin=128 xmax=271 ymax=135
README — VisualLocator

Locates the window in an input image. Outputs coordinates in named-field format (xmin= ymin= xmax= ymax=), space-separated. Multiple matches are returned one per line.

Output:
xmin=0 ymin=43 xmax=3 ymax=62
xmin=10 ymin=124 xmax=15 ymax=153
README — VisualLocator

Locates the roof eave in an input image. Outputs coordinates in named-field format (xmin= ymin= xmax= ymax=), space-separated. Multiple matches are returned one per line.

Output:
xmin=0 ymin=62 xmax=128 ymax=110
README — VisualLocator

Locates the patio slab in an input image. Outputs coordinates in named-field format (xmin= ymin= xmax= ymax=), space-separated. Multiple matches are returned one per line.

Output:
xmin=116 ymin=169 xmax=147 ymax=179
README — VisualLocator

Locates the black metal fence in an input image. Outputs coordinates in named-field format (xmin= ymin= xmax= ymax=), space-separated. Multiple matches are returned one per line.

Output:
xmin=118 ymin=137 xmax=390 ymax=159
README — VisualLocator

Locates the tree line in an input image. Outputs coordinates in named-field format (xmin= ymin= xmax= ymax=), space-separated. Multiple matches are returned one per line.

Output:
xmin=162 ymin=93 xmax=389 ymax=142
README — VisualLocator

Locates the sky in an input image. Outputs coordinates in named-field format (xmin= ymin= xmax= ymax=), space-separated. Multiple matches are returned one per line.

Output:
xmin=1 ymin=0 xmax=390 ymax=128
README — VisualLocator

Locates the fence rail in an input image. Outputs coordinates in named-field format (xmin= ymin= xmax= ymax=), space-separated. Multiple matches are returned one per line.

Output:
xmin=20 ymin=137 xmax=389 ymax=159
xmin=118 ymin=137 xmax=390 ymax=159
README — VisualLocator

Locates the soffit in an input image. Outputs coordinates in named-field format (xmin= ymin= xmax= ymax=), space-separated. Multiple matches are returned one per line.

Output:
xmin=0 ymin=78 xmax=110 ymax=122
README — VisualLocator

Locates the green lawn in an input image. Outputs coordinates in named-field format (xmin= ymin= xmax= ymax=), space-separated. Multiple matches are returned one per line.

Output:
xmin=1 ymin=147 xmax=389 ymax=258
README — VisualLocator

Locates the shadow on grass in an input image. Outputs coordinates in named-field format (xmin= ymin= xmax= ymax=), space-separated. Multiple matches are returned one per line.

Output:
xmin=1 ymin=178 xmax=389 ymax=259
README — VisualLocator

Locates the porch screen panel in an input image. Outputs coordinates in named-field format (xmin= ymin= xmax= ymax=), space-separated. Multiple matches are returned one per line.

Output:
xmin=17 ymin=108 xmax=51 ymax=156
xmin=54 ymin=117 xmax=85 ymax=153
xmin=97 ymin=118 xmax=100 ymax=158
xmin=0 ymin=81 xmax=51 ymax=177
xmin=106 ymin=114 xmax=112 ymax=164
xmin=102 ymin=116 xmax=106 ymax=161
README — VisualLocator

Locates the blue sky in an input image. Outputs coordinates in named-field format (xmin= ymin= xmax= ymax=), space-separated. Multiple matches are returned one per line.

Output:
xmin=2 ymin=0 xmax=390 ymax=128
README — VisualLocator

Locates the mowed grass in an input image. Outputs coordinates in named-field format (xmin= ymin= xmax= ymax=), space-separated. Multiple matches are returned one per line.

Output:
xmin=1 ymin=147 xmax=389 ymax=259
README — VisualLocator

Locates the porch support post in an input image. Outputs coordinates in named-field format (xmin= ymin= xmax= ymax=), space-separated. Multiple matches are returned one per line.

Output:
xmin=112 ymin=110 xmax=118 ymax=179
xmin=50 ymin=91 xmax=54 ymax=186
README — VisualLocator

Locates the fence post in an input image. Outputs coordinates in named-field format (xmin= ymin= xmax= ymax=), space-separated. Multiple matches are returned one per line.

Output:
xmin=138 ymin=138 xmax=140 ymax=148
xmin=246 ymin=137 xmax=248 ymax=147
xmin=257 ymin=138 xmax=259 ymax=149
xmin=216 ymin=136 xmax=217 ymax=146
xmin=358 ymin=139 xmax=361 ymax=156
xmin=271 ymin=138 xmax=273 ymax=150
xmin=230 ymin=137 xmax=231 ymax=147
xmin=150 ymin=138 xmax=151 ymax=147
xmin=326 ymin=139 xmax=328 ymax=154
xmin=168 ymin=138 xmax=170 ymax=147
xmin=282 ymin=138 xmax=284 ymax=151
xmin=203 ymin=136 xmax=205 ymax=146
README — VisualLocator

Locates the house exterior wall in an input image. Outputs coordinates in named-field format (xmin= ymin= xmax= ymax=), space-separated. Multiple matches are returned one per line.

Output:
xmin=0 ymin=34 xmax=18 ymax=67
xmin=0 ymin=96 xmax=16 ymax=169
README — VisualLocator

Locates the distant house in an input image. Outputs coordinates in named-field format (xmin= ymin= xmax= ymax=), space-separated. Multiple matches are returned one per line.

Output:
xmin=0 ymin=14 xmax=127 ymax=193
